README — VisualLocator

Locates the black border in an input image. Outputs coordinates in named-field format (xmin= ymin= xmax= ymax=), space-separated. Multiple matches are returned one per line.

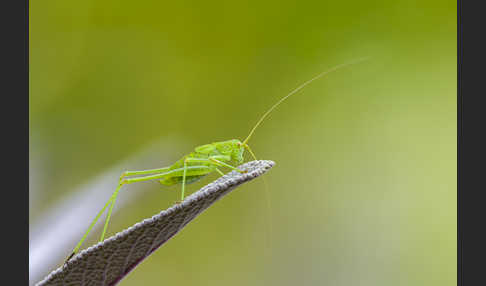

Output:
xmin=3 ymin=0 xmax=29 ymax=284
xmin=458 ymin=0 xmax=486 ymax=285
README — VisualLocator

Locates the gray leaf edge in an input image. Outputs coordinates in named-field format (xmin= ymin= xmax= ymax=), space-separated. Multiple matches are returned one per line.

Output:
xmin=36 ymin=160 xmax=275 ymax=286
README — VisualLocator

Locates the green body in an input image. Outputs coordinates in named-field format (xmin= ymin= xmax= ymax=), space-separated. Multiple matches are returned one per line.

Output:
xmin=159 ymin=139 xmax=245 ymax=186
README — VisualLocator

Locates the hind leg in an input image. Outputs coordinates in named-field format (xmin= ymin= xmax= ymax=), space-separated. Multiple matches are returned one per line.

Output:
xmin=215 ymin=168 xmax=224 ymax=176
xmin=67 ymin=182 xmax=122 ymax=262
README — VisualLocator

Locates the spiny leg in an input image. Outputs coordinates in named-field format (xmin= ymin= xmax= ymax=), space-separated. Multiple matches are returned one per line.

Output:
xmin=120 ymin=166 xmax=171 ymax=180
xmin=243 ymin=144 xmax=258 ymax=161
xmin=181 ymin=158 xmax=188 ymax=201
xmin=209 ymin=157 xmax=246 ymax=173
xmin=69 ymin=167 xmax=170 ymax=260
xmin=179 ymin=157 xmax=214 ymax=202
xmin=178 ymin=157 xmax=245 ymax=201
xmin=215 ymin=168 xmax=224 ymax=176
xmin=67 ymin=194 xmax=116 ymax=262
xmin=99 ymin=182 xmax=124 ymax=242
xmin=98 ymin=167 xmax=180 ymax=242
xmin=122 ymin=166 xmax=211 ymax=184
xmin=99 ymin=167 xmax=172 ymax=243
xmin=122 ymin=165 xmax=213 ymax=203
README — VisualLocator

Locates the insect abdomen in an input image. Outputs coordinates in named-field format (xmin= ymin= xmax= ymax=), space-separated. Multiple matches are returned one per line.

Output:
xmin=159 ymin=174 xmax=207 ymax=186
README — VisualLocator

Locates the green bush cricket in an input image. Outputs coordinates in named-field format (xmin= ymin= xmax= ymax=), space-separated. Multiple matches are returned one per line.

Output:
xmin=66 ymin=57 xmax=368 ymax=262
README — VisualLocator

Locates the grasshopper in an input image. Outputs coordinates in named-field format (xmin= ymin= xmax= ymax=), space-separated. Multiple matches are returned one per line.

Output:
xmin=66 ymin=57 xmax=368 ymax=262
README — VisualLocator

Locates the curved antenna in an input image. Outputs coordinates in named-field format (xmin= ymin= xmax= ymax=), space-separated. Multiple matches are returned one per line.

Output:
xmin=242 ymin=57 xmax=370 ymax=144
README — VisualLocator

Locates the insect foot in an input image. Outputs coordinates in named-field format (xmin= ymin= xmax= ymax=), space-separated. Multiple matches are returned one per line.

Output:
xmin=64 ymin=253 xmax=75 ymax=264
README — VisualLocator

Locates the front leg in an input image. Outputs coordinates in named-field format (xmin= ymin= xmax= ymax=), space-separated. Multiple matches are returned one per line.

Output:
xmin=209 ymin=157 xmax=247 ymax=173
xmin=215 ymin=168 xmax=224 ymax=176
xmin=185 ymin=156 xmax=246 ymax=173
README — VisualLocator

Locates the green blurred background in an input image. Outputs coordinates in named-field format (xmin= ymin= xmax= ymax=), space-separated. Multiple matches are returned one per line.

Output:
xmin=30 ymin=0 xmax=456 ymax=285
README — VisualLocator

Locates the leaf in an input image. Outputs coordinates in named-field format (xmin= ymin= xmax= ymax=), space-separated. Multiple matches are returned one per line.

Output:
xmin=36 ymin=160 xmax=275 ymax=286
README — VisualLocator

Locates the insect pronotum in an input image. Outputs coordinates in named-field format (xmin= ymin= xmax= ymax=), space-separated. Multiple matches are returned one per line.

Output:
xmin=66 ymin=57 xmax=369 ymax=262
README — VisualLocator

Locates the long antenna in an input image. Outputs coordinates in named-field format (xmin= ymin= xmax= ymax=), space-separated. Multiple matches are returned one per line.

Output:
xmin=242 ymin=57 xmax=370 ymax=144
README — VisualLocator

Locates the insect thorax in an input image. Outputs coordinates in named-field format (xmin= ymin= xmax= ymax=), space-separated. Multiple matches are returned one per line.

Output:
xmin=194 ymin=139 xmax=244 ymax=163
